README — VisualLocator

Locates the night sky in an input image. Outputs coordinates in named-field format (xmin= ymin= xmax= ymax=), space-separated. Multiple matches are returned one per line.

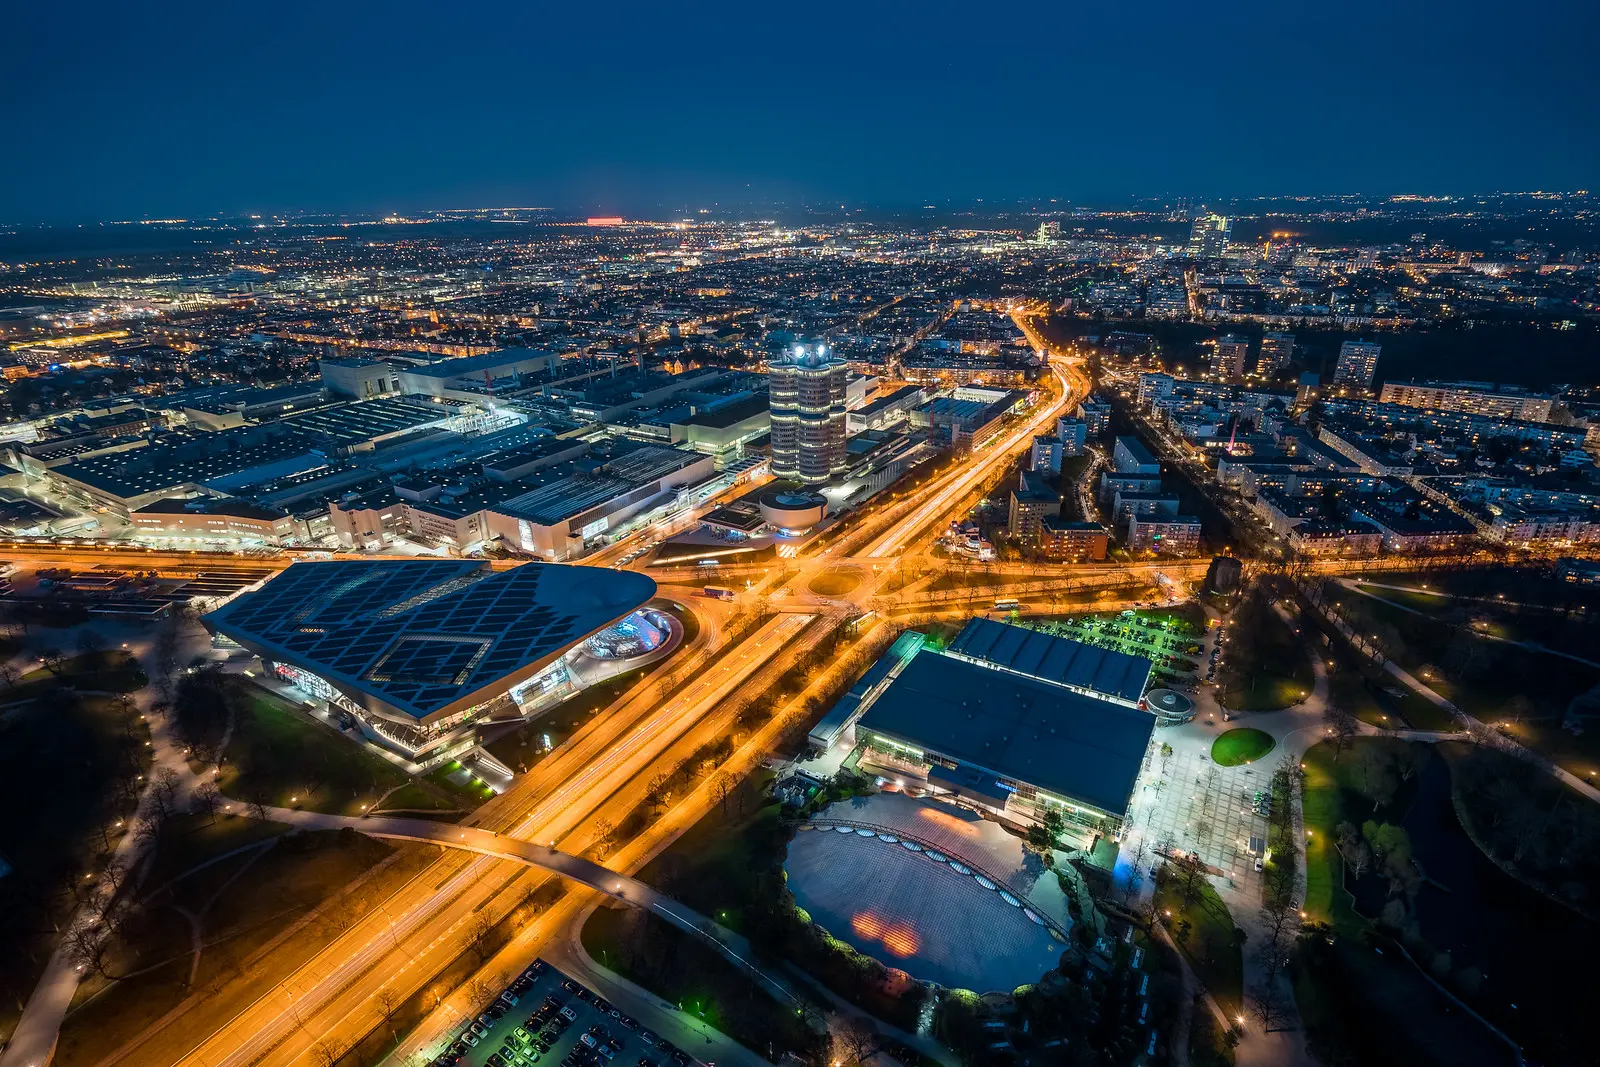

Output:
xmin=3 ymin=0 xmax=1596 ymax=222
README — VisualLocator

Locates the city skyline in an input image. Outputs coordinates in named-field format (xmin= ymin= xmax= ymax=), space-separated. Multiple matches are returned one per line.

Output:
xmin=4 ymin=0 xmax=1598 ymax=223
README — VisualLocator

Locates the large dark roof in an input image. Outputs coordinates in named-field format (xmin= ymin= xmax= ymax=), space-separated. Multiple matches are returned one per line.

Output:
xmin=858 ymin=650 xmax=1155 ymax=816
xmin=947 ymin=618 xmax=1152 ymax=704
xmin=206 ymin=560 xmax=654 ymax=722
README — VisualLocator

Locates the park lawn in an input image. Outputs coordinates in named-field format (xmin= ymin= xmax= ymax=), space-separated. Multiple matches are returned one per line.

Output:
xmin=636 ymin=773 xmax=780 ymax=933
xmin=9 ymin=650 xmax=147 ymax=701
xmin=0 ymin=690 xmax=151 ymax=1029
xmin=219 ymin=690 xmax=421 ymax=815
xmin=56 ymin=826 xmax=396 ymax=1067
xmin=1211 ymin=728 xmax=1275 ymax=766
xmin=370 ymin=782 xmax=458 ymax=813
xmin=1154 ymin=871 xmax=1243 ymax=1017
xmin=143 ymin=812 xmax=291 ymax=889
xmin=1218 ymin=598 xmax=1314 ymax=712
xmin=1298 ymin=740 xmax=1400 ymax=936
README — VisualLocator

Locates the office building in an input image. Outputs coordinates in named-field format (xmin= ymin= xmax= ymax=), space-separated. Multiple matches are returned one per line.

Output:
xmin=1257 ymin=333 xmax=1294 ymax=379
xmin=768 ymin=343 xmax=850 ymax=484
xmin=1333 ymin=340 xmax=1382 ymax=389
xmin=1188 ymin=213 xmax=1232 ymax=258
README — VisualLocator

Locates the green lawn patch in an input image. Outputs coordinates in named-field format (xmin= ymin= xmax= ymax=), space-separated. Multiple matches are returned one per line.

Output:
xmin=1217 ymin=593 xmax=1313 ymax=711
xmin=0 ymin=690 xmax=150 ymax=1024
xmin=220 ymin=690 xmax=428 ymax=815
xmin=1210 ymin=728 xmax=1275 ymax=766
xmin=1153 ymin=866 xmax=1244 ymax=1016
xmin=9 ymin=650 xmax=147 ymax=701
xmin=55 ymin=823 xmax=394 ymax=1066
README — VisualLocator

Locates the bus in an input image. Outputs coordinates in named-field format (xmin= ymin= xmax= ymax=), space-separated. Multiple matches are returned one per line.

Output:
xmin=702 ymin=586 xmax=736 ymax=601
xmin=993 ymin=598 xmax=1020 ymax=612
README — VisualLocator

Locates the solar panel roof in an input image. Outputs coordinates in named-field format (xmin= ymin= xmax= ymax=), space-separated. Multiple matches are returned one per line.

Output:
xmin=947 ymin=617 xmax=1152 ymax=704
xmin=205 ymin=560 xmax=655 ymax=722
xmin=858 ymin=650 xmax=1155 ymax=816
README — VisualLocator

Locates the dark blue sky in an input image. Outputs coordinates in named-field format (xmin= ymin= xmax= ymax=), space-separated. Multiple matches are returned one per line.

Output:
xmin=3 ymin=0 xmax=1596 ymax=222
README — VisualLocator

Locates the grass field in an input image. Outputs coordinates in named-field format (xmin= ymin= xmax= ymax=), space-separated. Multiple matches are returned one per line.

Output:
xmin=54 ymin=822 xmax=396 ymax=1066
xmin=9 ymin=649 xmax=147 ymax=701
xmin=581 ymin=904 xmax=820 ymax=1059
xmin=0 ymin=687 xmax=151 ymax=1030
xmin=1211 ymin=728 xmax=1275 ymax=766
xmin=1154 ymin=867 xmax=1243 ymax=1016
xmin=1216 ymin=593 xmax=1313 ymax=712
xmin=219 ymin=691 xmax=431 ymax=815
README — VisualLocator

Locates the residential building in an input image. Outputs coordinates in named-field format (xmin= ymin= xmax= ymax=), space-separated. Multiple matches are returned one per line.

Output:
xmin=1211 ymin=335 xmax=1249 ymax=379
xmin=1030 ymin=435 xmax=1064 ymax=474
xmin=1257 ymin=333 xmax=1294 ymax=378
xmin=1333 ymin=340 xmax=1382 ymax=389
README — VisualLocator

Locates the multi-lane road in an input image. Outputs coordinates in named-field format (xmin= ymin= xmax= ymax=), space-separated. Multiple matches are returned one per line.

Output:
xmin=9 ymin=352 xmax=1088 ymax=1067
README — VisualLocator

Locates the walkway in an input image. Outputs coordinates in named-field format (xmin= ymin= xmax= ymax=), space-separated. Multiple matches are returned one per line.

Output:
xmin=1 ymin=624 xmax=211 ymax=1067
xmin=1309 ymin=585 xmax=1600 ymax=804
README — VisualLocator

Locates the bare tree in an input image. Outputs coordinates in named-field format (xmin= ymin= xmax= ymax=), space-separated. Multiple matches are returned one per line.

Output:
xmin=310 ymin=1038 xmax=342 ymax=1067
xmin=1246 ymin=985 xmax=1290 ymax=1032
xmin=834 ymin=1016 xmax=886 ymax=1067
xmin=193 ymin=781 xmax=223 ymax=823
xmin=374 ymin=986 xmax=402 ymax=1038
xmin=1326 ymin=703 xmax=1359 ymax=760
xmin=466 ymin=913 xmax=496 ymax=963
xmin=0 ymin=661 xmax=20 ymax=690
xmin=152 ymin=767 xmax=183 ymax=819
xmin=39 ymin=646 xmax=68 ymax=678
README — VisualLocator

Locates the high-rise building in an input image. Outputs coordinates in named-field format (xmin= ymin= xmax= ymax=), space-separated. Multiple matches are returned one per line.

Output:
xmin=1056 ymin=418 xmax=1088 ymax=455
xmin=1210 ymin=335 xmax=1249 ymax=379
xmin=1030 ymin=435 xmax=1064 ymax=473
xmin=1333 ymin=340 xmax=1382 ymax=389
xmin=1257 ymin=332 xmax=1294 ymax=379
xmin=768 ymin=343 xmax=849 ymax=484
xmin=1188 ymin=213 xmax=1232 ymax=258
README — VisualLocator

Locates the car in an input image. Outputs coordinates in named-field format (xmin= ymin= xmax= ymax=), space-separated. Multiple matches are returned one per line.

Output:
xmin=618 ymin=1016 xmax=638 ymax=1032
xmin=668 ymin=1050 xmax=691 ymax=1066
xmin=561 ymin=980 xmax=580 ymax=993
xmin=501 ymin=991 xmax=521 ymax=1007
xmin=581 ymin=1035 xmax=600 ymax=1050
xmin=638 ymin=1032 xmax=657 ymax=1047
xmin=479 ymin=1013 xmax=499 ymax=1028
xmin=561 ymin=1006 xmax=578 ymax=1022
xmin=468 ymin=1025 xmax=486 ymax=1040
xmin=487 ymin=1055 xmax=506 ymax=1067
xmin=574 ymin=987 xmax=592 ymax=1001
xmin=608 ymin=1037 xmax=624 ymax=1052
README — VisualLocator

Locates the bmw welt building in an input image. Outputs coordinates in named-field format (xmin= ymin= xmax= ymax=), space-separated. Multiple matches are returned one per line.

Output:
xmin=205 ymin=559 xmax=665 ymax=766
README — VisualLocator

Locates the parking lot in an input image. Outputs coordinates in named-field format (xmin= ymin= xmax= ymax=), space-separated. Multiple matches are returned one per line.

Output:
xmin=432 ymin=960 xmax=700 ymax=1067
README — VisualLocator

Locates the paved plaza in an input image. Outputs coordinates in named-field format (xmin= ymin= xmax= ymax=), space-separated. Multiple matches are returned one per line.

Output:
xmin=1130 ymin=745 xmax=1275 ymax=885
